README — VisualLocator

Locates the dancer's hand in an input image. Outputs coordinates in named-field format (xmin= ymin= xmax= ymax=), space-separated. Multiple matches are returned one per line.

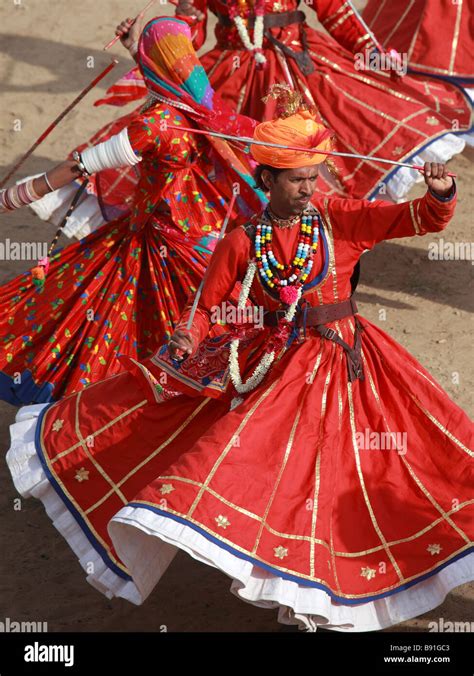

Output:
xmin=176 ymin=0 xmax=205 ymax=22
xmin=423 ymin=162 xmax=454 ymax=198
xmin=32 ymin=160 xmax=83 ymax=198
xmin=115 ymin=16 xmax=144 ymax=52
xmin=169 ymin=328 xmax=196 ymax=361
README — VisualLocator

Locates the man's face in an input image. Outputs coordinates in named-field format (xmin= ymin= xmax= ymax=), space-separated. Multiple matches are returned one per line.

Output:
xmin=262 ymin=165 xmax=320 ymax=216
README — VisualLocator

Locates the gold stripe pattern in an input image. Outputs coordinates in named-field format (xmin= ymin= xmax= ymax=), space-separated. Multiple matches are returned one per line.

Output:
xmin=151 ymin=471 xmax=474 ymax=555
xmin=327 ymin=9 xmax=354 ymax=33
xmin=383 ymin=0 xmax=415 ymax=45
xmin=346 ymin=381 xmax=405 ymax=580
xmin=322 ymin=1 xmax=350 ymax=26
xmin=252 ymin=351 xmax=325 ymax=555
xmin=85 ymin=397 xmax=212 ymax=515
xmin=51 ymin=398 xmax=148 ymax=464
xmin=130 ymin=499 xmax=473 ymax=598
xmin=449 ymin=0 xmax=463 ymax=73
xmin=310 ymin=350 xmax=333 ymax=576
xmin=74 ymin=390 xmax=128 ymax=505
xmin=409 ymin=201 xmax=421 ymax=235
xmin=187 ymin=379 xmax=280 ymax=517
xmin=39 ymin=396 xmax=130 ymax=574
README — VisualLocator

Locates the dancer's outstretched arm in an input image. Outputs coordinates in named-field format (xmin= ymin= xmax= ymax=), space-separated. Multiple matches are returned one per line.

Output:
xmin=0 ymin=15 xmax=149 ymax=213
xmin=327 ymin=162 xmax=456 ymax=253
xmin=115 ymin=15 xmax=146 ymax=62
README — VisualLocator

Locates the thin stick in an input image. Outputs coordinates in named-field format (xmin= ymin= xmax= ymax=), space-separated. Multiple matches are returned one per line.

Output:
xmin=47 ymin=180 xmax=90 ymax=256
xmin=0 ymin=60 xmax=119 ymax=189
xmin=166 ymin=124 xmax=457 ymax=177
xmin=346 ymin=0 xmax=385 ymax=53
xmin=104 ymin=0 xmax=157 ymax=50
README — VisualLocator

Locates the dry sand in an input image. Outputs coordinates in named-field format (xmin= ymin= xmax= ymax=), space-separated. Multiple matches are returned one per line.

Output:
xmin=0 ymin=0 xmax=472 ymax=632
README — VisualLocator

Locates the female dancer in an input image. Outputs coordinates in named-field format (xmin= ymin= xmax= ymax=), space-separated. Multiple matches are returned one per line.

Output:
xmin=0 ymin=17 xmax=265 ymax=405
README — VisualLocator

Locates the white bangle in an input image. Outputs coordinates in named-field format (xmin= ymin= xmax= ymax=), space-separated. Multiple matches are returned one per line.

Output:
xmin=80 ymin=128 xmax=142 ymax=175
xmin=44 ymin=173 xmax=55 ymax=192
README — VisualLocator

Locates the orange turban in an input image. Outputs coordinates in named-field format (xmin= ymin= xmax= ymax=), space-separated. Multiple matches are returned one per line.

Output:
xmin=250 ymin=108 xmax=333 ymax=168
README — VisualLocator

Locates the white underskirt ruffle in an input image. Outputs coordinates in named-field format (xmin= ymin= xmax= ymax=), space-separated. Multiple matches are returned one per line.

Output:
xmin=109 ymin=508 xmax=474 ymax=633
xmin=382 ymin=133 xmax=466 ymax=202
xmin=381 ymin=87 xmax=473 ymax=201
xmin=7 ymin=403 xmax=474 ymax=632
xmin=6 ymin=404 xmax=152 ymax=605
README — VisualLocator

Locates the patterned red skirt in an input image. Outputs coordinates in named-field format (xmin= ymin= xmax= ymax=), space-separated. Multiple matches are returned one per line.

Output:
xmin=7 ymin=314 xmax=473 ymax=631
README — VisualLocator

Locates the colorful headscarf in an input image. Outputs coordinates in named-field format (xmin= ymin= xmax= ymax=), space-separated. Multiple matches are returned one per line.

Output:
xmin=137 ymin=17 xmax=214 ymax=114
xmin=134 ymin=16 xmax=266 ymax=217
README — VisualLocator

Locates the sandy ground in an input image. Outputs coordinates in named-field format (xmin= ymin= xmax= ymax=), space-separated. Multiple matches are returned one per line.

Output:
xmin=0 ymin=0 xmax=472 ymax=633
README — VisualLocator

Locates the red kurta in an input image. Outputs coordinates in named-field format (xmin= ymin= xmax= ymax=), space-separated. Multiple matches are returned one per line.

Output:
xmin=10 ymin=185 xmax=473 ymax=630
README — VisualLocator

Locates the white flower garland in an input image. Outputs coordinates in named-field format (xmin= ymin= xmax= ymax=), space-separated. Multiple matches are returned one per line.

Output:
xmin=233 ymin=15 xmax=267 ymax=66
xmin=229 ymin=259 xmax=302 ymax=401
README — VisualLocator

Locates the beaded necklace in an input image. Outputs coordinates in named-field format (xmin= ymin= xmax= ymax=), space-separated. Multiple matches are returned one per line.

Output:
xmin=256 ymin=205 xmax=320 ymax=303
xmin=228 ymin=204 xmax=321 ymax=408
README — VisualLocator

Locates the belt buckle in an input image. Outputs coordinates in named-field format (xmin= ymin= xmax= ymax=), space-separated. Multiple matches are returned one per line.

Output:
xmin=324 ymin=327 xmax=338 ymax=341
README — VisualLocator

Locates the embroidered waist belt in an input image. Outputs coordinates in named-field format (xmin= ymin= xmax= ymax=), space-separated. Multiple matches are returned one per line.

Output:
xmin=215 ymin=10 xmax=315 ymax=75
xmin=264 ymin=297 xmax=365 ymax=382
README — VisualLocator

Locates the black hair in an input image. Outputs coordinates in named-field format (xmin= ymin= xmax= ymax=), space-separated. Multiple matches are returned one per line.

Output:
xmin=253 ymin=164 xmax=286 ymax=191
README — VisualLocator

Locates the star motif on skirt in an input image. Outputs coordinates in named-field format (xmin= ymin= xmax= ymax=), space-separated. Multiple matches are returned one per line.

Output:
xmin=427 ymin=543 xmax=442 ymax=556
xmin=426 ymin=116 xmax=440 ymax=126
xmin=159 ymin=483 xmax=175 ymax=495
xmin=274 ymin=545 xmax=289 ymax=560
xmin=75 ymin=467 xmax=90 ymax=482
xmin=360 ymin=566 xmax=376 ymax=581
xmin=52 ymin=418 xmax=64 ymax=432
xmin=215 ymin=515 xmax=230 ymax=529
xmin=392 ymin=146 xmax=405 ymax=156
xmin=273 ymin=1 xmax=283 ymax=10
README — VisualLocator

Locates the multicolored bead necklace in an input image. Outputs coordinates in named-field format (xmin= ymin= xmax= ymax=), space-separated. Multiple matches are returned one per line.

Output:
xmin=255 ymin=206 xmax=320 ymax=303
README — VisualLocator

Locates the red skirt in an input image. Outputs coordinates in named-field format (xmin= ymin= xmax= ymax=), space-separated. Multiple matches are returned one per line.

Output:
xmin=200 ymin=25 xmax=472 ymax=199
xmin=7 ymin=315 xmax=473 ymax=631
xmin=0 ymin=214 xmax=213 ymax=404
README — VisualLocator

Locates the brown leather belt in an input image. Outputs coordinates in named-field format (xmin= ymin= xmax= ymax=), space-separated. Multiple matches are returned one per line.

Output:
xmin=264 ymin=297 xmax=358 ymax=327
xmin=264 ymin=297 xmax=365 ymax=382
xmin=216 ymin=9 xmax=306 ymax=29
xmin=216 ymin=10 xmax=315 ymax=75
